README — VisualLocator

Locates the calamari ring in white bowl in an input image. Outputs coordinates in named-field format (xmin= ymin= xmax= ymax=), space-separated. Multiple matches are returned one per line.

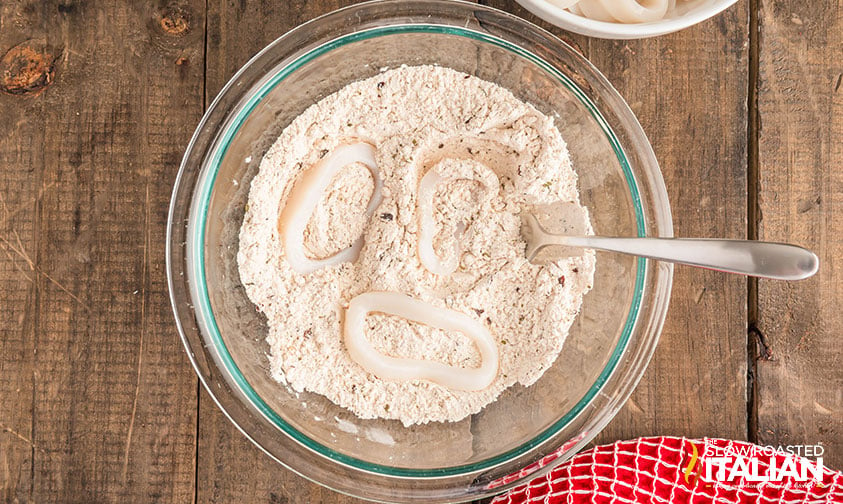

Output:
xmin=516 ymin=0 xmax=739 ymax=39
xmin=167 ymin=1 xmax=673 ymax=502
xmin=573 ymin=0 xmax=671 ymax=24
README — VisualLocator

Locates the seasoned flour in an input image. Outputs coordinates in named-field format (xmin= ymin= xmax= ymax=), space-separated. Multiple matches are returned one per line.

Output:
xmin=238 ymin=66 xmax=595 ymax=426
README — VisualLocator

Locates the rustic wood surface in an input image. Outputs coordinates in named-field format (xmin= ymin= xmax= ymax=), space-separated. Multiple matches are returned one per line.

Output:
xmin=754 ymin=0 xmax=842 ymax=459
xmin=0 ymin=0 xmax=839 ymax=503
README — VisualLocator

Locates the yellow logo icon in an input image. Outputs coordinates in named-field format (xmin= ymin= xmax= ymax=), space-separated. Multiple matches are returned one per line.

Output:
xmin=684 ymin=442 xmax=701 ymax=485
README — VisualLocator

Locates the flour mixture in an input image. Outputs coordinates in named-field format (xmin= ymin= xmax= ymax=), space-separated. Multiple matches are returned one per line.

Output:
xmin=238 ymin=65 xmax=595 ymax=426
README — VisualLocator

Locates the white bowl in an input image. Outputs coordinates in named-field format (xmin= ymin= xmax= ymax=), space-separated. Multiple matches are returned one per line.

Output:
xmin=514 ymin=0 xmax=739 ymax=39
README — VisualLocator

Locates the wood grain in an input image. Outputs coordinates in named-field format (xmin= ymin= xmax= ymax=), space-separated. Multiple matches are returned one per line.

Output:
xmin=0 ymin=0 xmax=204 ymax=501
xmin=197 ymin=2 xmax=367 ymax=502
xmin=481 ymin=0 xmax=750 ymax=446
xmin=755 ymin=0 xmax=843 ymax=468
xmin=0 ymin=5 xmax=43 ymax=501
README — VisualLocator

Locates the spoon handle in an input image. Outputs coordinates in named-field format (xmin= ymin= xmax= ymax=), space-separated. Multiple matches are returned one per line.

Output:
xmin=558 ymin=236 xmax=819 ymax=280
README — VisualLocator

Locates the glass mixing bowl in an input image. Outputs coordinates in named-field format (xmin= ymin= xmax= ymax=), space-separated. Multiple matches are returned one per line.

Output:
xmin=167 ymin=1 xmax=673 ymax=502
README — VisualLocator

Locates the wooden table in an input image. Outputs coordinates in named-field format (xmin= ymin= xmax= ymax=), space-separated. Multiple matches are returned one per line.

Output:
xmin=0 ymin=0 xmax=840 ymax=502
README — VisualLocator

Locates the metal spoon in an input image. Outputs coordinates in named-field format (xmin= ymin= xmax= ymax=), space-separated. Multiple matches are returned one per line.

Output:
xmin=521 ymin=212 xmax=819 ymax=281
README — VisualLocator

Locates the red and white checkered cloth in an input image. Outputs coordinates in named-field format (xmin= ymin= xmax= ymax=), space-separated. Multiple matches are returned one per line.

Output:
xmin=492 ymin=437 xmax=843 ymax=504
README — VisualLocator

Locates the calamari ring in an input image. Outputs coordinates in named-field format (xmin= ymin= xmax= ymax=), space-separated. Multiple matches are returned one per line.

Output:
xmin=278 ymin=142 xmax=383 ymax=274
xmin=343 ymin=292 xmax=499 ymax=391
xmin=552 ymin=0 xmax=672 ymax=23
xmin=417 ymin=161 xmax=499 ymax=276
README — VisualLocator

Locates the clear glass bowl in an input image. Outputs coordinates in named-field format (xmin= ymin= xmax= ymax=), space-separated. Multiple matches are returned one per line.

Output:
xmin=167 ymin=1 xmax=673 ymax=502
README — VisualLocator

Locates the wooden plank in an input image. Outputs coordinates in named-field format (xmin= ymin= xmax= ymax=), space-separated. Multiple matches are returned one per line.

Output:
xmin=587 ymin=8 xmax=751 ymax=444
xmin=755 ymin=1 xmax=843 ymax=469
xmin=482 ymin=1 xmax=750 ymax=445
xmin=198 ymin=1 xmax=367 ymax=502
xmin=0 ymin=1 xmax=204 ymax=500
xmin=0 ymin=4 xmax=44 ymax=501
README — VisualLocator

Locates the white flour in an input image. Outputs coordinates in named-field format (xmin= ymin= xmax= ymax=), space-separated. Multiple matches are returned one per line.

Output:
xmin=238 ymin=66 xmax=595 ymax=426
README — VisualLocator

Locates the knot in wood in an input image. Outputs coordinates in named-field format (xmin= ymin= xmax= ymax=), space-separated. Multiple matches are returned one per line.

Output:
xmin=0 ymin=41 xmax=57 ymax=96
xmin=160 ymin=5 xmax=190 ymax=35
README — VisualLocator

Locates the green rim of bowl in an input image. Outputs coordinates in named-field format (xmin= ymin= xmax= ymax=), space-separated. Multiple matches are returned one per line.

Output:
xmin=189 ymin=24 xmax=646 ymax=478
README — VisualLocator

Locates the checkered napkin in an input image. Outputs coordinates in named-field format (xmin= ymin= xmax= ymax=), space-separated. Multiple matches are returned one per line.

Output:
xmin=491 ymin=437 xmax=843 ymax=503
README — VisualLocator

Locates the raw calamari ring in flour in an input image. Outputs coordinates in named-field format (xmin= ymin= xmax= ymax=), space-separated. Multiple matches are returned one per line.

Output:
xmin=278 ymin=142 xmax=383 ymax=274
xmin=417 ymin=170 xmax=459 ymax=276
xmin=343 ymin=292 xmax=499 ymax=391
xmin=417 ymin=165 xmax=497 ymax=276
